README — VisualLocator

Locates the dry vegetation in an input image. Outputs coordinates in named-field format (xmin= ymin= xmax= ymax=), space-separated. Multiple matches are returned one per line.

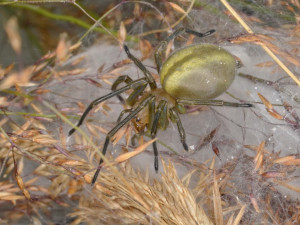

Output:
xmin=0 ymin=0 xmax=300 ymax=224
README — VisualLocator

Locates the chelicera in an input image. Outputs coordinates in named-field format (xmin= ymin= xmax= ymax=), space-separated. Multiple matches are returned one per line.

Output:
xmin=68 ymin=28 xmax=253 ymax=184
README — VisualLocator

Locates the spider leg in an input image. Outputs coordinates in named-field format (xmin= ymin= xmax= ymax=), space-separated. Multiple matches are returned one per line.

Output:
xmin=177 ymin=99 xmax=253 ymax=107
xmin=147 ymin=97 xmax=156 ymax=131
xmin=68 ymin=78 xmax=147 ymax=136
xmin=111 ymin=75 xmax=133 ymax=104
xmin=154 ymin=28 xmax=215 ymax=73
xmin=150 ymin=100 xmax=167 ymax=172
xmin=91 ymin=94 xmax=155 ymax=184
xmin=127 ymin=84 xmax=147 ymax=106
xmin=158 ymin=100 xmax=168 ymax=130
xmin=117 ymin=109 xmax=132 ymax=123
xmin=169 ymin=107 xmax=189 ymax=151
xmin=185 ymin=29 xmax=215 ymax=38
xmin=123 ymin=45 xmax=157 ymax=90
xmin=116 ymin=84 xmax=146 ymax=123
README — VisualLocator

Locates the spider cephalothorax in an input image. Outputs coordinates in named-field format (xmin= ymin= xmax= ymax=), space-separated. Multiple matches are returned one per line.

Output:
xmin=69 ymin=28 xmax=253 ymax=184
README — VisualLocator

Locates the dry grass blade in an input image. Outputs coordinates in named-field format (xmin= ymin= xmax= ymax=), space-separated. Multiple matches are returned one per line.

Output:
xmin=57 ymin=68 xmax=87 ymax=76
xmin=254 ymin=141 xmax=265 ymax=172
xmin=0 ymin=195 xmax=25 ymax=201
xmin=266 ymin=109 xmax=284 ymax=120
xmin=220 ymin=0 xmax=300 ymax=85
xmin=0 ymin=66 xmax=37 ymax=90
xmin=213 ymin=173 xmax=223 ymax=225
xmin=168 ymin=2 xmax=187 ymax=14
xmin=139 ymin=39 xmax=152 ymax=59
xmin=256 ymin=61 xmax=275 ymax=67
xmin=261 ymin=171 xmax=285 ymax=178
xmin=4 ymin=17 xmax=21 ymax=55
xmin=275 ymin=158 xmax=300 ymax=166
xmin=0 ymin=63 xmax=14 ymax=79
xmin=56 ymin=33 xmax=71 ymax=63
xmin=1 ymin=1 xmax=299 ymax=224
xmin=250 ymin=193 xmax=260 ymax=213
xmin=112 ymin=126 xmax=127 ymax=146
xmin=114 ymin=138 xmax=156 ymax=163
xmin=70 ymin=160 xmax=213 ymax=225
xmin=230 ymin=34 xmax=300 ymax=67
xmin=273 ymin=155 xmax=297 ymax=164
xmin=15 ymin=173 xmax=31 ymax=200
xmin=273 ymin=179 xmax=300 ymax=193
xmin=13 ymin=153 xmax=31 ymax=200
xmin=258 ymin=93 xmax=272 ymax=110
xmin=258 ymin=93 xmax=283 ymax=120
xmin=232 ymin=204 xmax=246 ymax=225
xmin=118 ymin=21 xmax=127 ymax=46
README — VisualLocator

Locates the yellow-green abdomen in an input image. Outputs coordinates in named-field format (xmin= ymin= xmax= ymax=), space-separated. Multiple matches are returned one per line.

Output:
xmin=160 ymin=44 xmax=236 ymax=100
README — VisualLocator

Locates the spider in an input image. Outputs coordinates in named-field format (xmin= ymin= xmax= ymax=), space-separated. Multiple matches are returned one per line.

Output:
xmin=68 ymin=27 xmax=253 ymax=184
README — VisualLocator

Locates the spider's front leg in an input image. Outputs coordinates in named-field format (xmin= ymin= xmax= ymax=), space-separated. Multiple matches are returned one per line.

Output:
xmin=149 ymin=99 xmax=167 ymax=172
xmin=111 ymin=75 xmax=133 ymax=104
xmin=123 ymin=45 xmax=157 ymax=90
xmin=148 ymin=100 xmax=189 ymax=172
xmin=68 ymin=78 xmax=147 ymax=137
xmin=91 ymin=94 xmax=155 ymax=185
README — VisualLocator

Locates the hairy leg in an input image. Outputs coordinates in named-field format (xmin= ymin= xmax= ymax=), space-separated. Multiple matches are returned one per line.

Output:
xmin=68 ymin=78 xmax=147 ymax=136
xmin=91 ymin=94 xmax=155 ymax=184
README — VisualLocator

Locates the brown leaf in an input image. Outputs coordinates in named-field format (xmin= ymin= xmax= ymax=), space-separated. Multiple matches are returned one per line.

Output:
xmin=229 ymin=34 xmax=300 ymax=67
xmin=112 ymin=126 xmax=127 ymax=146
xmin=261 ymin=171 xmax=285 ymax=178
xmin=139 ymin=39 xmax=152 ymax=59
xmin=24 ymin=177 xmax=39 ymax=186
xmin=68 ymin=179 xmax=78 ymax=195
xmin=0 ymin=97 xmax=9 ymax=107
xmin=232 ymin=205 xmax=246 ymax=225
xmin=212 ymin=142 xmax=221 ymax=160
xmin=0 ymin=63 xmax=14 ymax=79
xmin=34 ymin=89 xmax=50 ymax=95
xmin=273 ymin=179 xmax=300 ymax=193
xmin=32 ymin=134 xmax=57 ymax=144
xmin=4 ymin=17 xmax=21 ymax=54
xmin=15 ymin=174 xmax=31 ymax=200
xmin=274 ymin=157 xmax=300 ymax=166
xmin=13 ymin=154 xmax=31 ymax=200
xmin=213 ymin=173 xmax=223 ymax=225
xmin=114 ymin=138 xmax=156 ymax=163
xmin=256 ymin=61 xmax=275 ymax=67
xmin=0 ymin=195 xmax=25 ymax=201
xmin=85 ymin=78 xmax=102 ymax=88
xmin=118 ymin=21 xmax=127 ymax=46
xmin=250 ymin=193 xmax=260 ymax=212
xmin=273 ymin=155 xmax=296 ymax=164
xmin=254 ymin=141 xmax=265 ymax=172
xmin=69 ymin=41 xmax=81 ymax=52
xmin=55 ymin=159 xmax=86 ymax=166
xmin=71 ymin=56 xmax=86 ymax=66
xmin=266 ymin=108 xmax=284 ymax=120
xmin=57 ymin=68 xmax=87 ymax=76
xmin=85 ymin=123 xmax=100 ymax=138
xmin=56 ymin=33 xmax=70 ymax=63
xmin=133 ymin=3 xmax=141 ymax=17
xmin=169 ymin=2 xmax=186 ymax=14
xmin=258 ymin=93 xmax=273 ymax=110
xmin=0 ymin=66 xmax=36 ymax=90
